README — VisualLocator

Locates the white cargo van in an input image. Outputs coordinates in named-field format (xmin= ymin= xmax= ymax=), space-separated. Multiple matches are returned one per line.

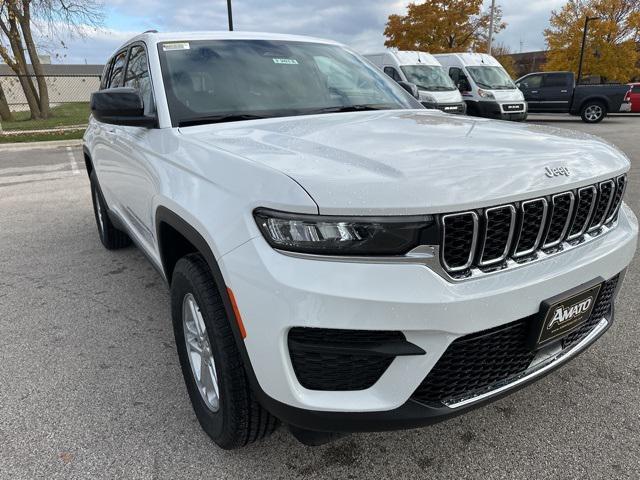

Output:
xmin=434 ymin=53 xmax=527 ymax=121
xmin=364 ymin=50 xmax=466 ymax=114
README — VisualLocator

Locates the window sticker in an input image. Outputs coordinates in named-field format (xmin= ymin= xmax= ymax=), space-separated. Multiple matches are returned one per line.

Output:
xmin=272 ymin=58 xmax=299 ymax=65
xmin=163 ymin=42 xmax=191 ymax=51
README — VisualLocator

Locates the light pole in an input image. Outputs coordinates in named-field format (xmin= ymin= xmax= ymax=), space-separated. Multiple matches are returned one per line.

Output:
xmin=227 ymin=0 xmax=234 ymax=31
xmin=487 ymin=0 xmax=496 ymax=55
xmin=577 ymin=16 xmax=599 ymax=84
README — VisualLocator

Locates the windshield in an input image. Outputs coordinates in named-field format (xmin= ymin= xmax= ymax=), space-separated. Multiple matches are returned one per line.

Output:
xmin=400 ymin=65 xmax=457 ymax=91
xmin=466 ymin=66 xmax=515 ymax=90
xmin=158 ymin=40 xmax=419 ymax=126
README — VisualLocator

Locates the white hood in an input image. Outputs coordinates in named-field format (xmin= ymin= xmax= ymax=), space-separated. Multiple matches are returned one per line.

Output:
xmin=180 ymin=110 xmax=629 ymax=215
xmin=426 ymin=89 xmax=463 ymax=103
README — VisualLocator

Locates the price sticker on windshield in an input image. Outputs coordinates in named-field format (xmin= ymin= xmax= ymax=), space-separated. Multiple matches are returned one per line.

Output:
xmin=272 ymin=58 xmax=299 ymax=65
xmin=163 ymin=42 xmax=191 ymax=51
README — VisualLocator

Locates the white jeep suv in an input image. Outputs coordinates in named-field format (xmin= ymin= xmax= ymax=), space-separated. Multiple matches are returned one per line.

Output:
xmin=84 ymin=31 xmax=637 ymax=449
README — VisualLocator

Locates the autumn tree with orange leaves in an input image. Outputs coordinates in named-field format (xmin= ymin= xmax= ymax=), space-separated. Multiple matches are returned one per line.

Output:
xmin=544 ymin=0 xmax=640 ymax=82
xmin=384 ymin=0 xmax=506 ymax=53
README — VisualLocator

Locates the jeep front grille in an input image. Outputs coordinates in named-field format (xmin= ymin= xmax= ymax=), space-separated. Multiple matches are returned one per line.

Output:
xmin=440 ymin=175 xmax=626 ymax=277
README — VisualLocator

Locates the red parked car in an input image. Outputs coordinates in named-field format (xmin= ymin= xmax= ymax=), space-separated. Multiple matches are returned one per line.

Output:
xmin=628 ymin=83 xmax=640 ymax=113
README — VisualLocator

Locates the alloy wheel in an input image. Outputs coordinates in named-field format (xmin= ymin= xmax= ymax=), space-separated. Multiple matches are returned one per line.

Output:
xmin=182 ymin=293 xmax=220 ymax=412
xmin=584 ymin=105 xmax=603 ymax=122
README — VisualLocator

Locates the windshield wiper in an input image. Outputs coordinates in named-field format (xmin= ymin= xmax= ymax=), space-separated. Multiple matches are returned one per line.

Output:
xmin=305 ymin=104 xmax=391 ymax=115
xmin=178 ymin=114 xmax=266 ymax=127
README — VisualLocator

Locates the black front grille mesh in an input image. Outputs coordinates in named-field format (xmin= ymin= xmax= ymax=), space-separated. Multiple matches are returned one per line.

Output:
xmin=568 ymin=187 xmax=596 ymax=238
xmin=411 ymin=274 xmax=619 ymax=407
xmin=514 ymin=200 xmax=546 ymax=255
xmin=543 ymin=193 xmax=573 ymax=247
xmin=288 ymin=328 xmax=405 ymax=391
xmin=480 ymin=207 xmax=514 ymax=264
xmin=442 ymin=213 xmax=476 ymax=270
xmin=589 ymin=180 xmax=615 ymax=230
xmin=440 ymin=176 xmax=626 ymax=275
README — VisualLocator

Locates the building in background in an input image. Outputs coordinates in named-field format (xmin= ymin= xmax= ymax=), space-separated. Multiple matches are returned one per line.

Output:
xmin=0 ymin=64 xmax=103 ymax=112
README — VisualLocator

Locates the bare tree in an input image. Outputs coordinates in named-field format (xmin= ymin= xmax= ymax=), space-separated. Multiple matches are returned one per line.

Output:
xmin=0 ymin=83 xmax=12 ymax=121
xmin=0 ymin=0 xmax=103 ymax=119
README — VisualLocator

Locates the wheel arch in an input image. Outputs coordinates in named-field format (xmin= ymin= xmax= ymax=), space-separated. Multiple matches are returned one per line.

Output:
xmin=82 ymin=145 xmax=94 ymax=178
xmin=155 ymin=206 xmax=269 ymax=406
xmin=576 ymin=95 xmax=609 ymax=114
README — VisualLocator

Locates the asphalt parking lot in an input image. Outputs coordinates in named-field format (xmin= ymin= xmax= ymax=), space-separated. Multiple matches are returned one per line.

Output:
xmin=1 ymin=114 xmax=639 ymax=479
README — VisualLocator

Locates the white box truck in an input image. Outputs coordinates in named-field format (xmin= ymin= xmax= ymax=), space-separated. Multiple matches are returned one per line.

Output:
xmin=364 ymin=50 xmax=466 ymax=114
xmin=434 ymin=52 xmax=527 ymax=121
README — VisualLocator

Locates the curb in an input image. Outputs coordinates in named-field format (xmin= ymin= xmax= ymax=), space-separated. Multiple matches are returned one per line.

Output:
xmin=0 ymin=139 xmax=83 ymax=151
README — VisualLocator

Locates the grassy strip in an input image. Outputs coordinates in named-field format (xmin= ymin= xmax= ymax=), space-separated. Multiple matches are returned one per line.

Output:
xmin=2 ymin=103 xmax=90 ymax=131
xmin=0 ymin=130 xmax=84 ymax=144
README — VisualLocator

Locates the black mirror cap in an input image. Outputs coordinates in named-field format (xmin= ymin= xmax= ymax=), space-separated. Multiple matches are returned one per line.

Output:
xmin=90 ymin=87 xmax=157 ymax=127
xmin=397 ymin=81 xmax=420 ymax=99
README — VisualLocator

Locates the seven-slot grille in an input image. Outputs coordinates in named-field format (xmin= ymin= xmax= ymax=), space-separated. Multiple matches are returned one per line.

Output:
xmin=440 ymin=175 xmax=627 ymax=276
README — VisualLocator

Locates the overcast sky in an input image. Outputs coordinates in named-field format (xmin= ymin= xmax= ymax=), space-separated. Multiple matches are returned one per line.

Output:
xmin=56 ymin=0 xmax=567 ymax=64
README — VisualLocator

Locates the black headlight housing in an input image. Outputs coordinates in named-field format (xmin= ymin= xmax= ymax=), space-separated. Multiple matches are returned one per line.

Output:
xmin=254 ymin=208 xmax=436 ymax=256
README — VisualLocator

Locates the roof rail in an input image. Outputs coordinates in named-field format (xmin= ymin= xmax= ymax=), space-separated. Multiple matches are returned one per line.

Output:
xmin=143 ymin=29 xmax=158 ymax=34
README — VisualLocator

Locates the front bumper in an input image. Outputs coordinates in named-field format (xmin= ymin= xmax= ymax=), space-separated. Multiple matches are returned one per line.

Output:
xmin=421 ymin=101 xmax=467 ymax=114
xmin=619 ymin=102 xmax=632 ymax=113
xmin=470 ymin=100 xmax=527 ymax=121
xmin=222 ymin=205 xmax=637 ymax=430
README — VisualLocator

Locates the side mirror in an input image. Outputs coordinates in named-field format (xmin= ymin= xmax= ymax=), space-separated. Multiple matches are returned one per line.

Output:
xmin=397 ymin=81 xmax=420 ymax=99
xmin=90 ymin=87 xmax=156 ymax=127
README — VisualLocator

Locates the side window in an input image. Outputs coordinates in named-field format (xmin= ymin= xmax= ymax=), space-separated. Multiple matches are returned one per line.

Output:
xmin=449 ymin=67 xmax=469 ymax=90
xmin=108 ymin=50 xmax=127 ymax=88
xmin=521 ymin=74 xmax=543 ymax=89
xmin=543 ymin=73 xmax=568 ymax=88
xmin=124 ymin=45 xmax=153 ymax=113
xmin=448 ymin=67 xmax=461 ymax=83
xmin=383 ymin=67 xmax=402 ymax=82
xmin=631 ymin=85 xmax=639 ymax=93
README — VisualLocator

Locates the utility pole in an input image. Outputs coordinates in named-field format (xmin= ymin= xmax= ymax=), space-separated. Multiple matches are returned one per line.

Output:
xmin=577 ymin=16 xmax=599 ymax=84
xmin=487 ymin=0 xmax=496 ymax=55
xmin=227 ymin=0 xmax=234 ymax=31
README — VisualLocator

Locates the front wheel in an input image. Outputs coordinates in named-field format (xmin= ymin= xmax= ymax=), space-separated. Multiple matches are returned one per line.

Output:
xmin=581 ymin=101 xmax=607 ymax=123
xmin=171 ymin=254 xmax=279 ymax=449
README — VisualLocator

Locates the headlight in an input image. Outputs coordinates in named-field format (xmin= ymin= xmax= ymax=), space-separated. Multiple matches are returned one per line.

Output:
xmin=477 ymin=89 xmax=495 ymax=99
xmin=254 ymin=208 xmax=435 ymax=256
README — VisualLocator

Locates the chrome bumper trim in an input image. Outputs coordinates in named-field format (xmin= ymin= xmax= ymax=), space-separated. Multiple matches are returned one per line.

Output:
xmin=443 ymin=317 xmax=609 ymax=409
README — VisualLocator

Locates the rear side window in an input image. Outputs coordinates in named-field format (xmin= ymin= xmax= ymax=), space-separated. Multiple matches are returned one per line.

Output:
xmin=383 ymin=67 xmax=402 ymax=82
xmin=124 ymin=45 xmax=153 ymax=113
xmin=108 ymin=50 xmax=127 ymax=88
xmin=632 ymin=85 xmax=640 ymax=93
xmin=543 ymin=73 xmax=568 ymax=88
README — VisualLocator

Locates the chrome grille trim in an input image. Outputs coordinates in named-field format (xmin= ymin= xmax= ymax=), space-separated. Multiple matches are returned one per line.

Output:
xmin=542 ymin=192 xmax=575 ymax=249
xmin=566 ymin=186 xmax=597 ymax=241
xmin=604 ymin=175 xmax=627 ymax=225
xmin=512 ymin=198 xmax=548 ymax=258
xmin=441 ymin=212 xmax=479 ymax=272
xmin=588 ymin=180 xmax=616 ymax=232
xmin=478 ymin=205 xmax=516 ymax=266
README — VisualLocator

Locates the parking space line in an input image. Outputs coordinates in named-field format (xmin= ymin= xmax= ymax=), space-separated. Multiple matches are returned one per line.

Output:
xmin=0 ymin=163 xmax=71 ymax=176
xmin=0 ymin=170 xmax=77 ymax=186
xmin=66 ymin=147 xmax=81 ymax=175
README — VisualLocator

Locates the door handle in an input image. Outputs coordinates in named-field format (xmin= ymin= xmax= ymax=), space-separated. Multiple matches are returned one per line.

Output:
xmin=560 ymin=89 xmax=568 ymax=93
xmin=531 ymin=90 xmax=538 ymax=94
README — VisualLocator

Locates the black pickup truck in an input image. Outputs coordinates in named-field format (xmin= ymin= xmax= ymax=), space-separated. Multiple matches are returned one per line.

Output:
xmin=515 ymin=71 xmax=631 ymax=123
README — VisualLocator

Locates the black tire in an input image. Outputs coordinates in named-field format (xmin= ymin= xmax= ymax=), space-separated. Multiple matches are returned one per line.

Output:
xmin=171 ymin=254 xmax=279 ymax=449
xmin=580 ymin=100 xmax=607 ymax=123
xmin=90 ymin=172 xmax=132 ymax=250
